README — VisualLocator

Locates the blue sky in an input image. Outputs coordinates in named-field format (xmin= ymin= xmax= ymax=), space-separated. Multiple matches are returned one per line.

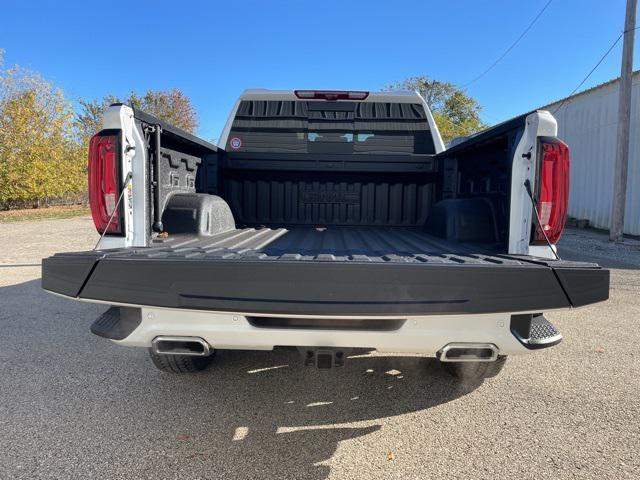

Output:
xmin=1 ymin=0 xmax=637 ymax=140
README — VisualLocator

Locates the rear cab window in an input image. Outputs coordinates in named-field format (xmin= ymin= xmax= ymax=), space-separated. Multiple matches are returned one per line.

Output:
xmin=226 ymin=100 xmax=435 ymax=155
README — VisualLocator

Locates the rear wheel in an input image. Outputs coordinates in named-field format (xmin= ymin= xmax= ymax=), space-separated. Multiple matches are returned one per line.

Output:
xmin=148 ymin=349 xmax=214 ymax=373
xmin=441 ymin=356 xmax=507 ymax=381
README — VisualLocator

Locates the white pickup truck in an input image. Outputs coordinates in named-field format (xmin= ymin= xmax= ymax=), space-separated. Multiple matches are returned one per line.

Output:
xmin=42 ymin=89 xmax=609 ymax=381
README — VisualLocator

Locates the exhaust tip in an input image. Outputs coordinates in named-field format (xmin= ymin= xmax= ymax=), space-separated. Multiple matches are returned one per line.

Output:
xmin=152 ymin=336 xmax=212 ymax=357
xmin=439 ymin=343 xmax=499 ymax=362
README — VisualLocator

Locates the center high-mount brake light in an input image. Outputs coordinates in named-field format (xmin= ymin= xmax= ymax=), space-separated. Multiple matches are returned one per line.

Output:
xmin=533 ymin=138 xmax=570 ymax=245
xmin=294 ymin=90 xmax=369 ymax=100
xmin=88 ymin=132 xmax=123 ymax=235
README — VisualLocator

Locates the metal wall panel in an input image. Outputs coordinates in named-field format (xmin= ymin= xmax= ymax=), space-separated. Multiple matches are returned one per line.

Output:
xmin=544 ymin=73 xmax=640 ymax=235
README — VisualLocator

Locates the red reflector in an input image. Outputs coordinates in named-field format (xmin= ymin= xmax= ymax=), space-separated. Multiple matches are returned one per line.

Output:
xmin=534 ymin=139 xmax=569 ymax=245
xmin=88 ymin=133 xmax=122 ymax=235
xmin=294 ymin=90 xmax=369 ymax=100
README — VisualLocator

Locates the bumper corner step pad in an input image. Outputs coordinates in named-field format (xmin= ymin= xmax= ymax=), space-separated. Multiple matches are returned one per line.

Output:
xmin=90 ymin=306 xmax=142 ymax=341
xmin=511 ymin=314 xmax=563 ymax=350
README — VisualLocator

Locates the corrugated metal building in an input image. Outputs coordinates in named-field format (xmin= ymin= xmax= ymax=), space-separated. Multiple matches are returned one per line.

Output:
xmin=541 ymin=71 xmax=640 ymax=235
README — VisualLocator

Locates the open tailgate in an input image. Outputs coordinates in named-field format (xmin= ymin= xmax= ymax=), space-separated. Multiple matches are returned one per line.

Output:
xmin=42 ymin=231 xmax=609 ymax=316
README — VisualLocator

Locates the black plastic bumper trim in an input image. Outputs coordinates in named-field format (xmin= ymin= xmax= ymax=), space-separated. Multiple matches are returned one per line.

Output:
xmin=90 ymin=306 xmax=142 ymax=340
xmin=510 ymin=313 xmax=563 ymax=350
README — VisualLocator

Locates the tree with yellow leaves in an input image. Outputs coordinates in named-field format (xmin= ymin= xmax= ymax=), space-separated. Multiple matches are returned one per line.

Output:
xmin=0 ymin=51 xmax=85 ymax=208
xmin=386 ymin=76 xmax=486 ymax=144
xmin=77 ymin=88 xmax=199 ymax=145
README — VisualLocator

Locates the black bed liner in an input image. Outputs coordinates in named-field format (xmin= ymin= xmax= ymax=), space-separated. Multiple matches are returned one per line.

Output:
xmin=42 ymin=227 xmax=609 ymax=316
xmin=142 ymin=227 xmax=521 ymax=263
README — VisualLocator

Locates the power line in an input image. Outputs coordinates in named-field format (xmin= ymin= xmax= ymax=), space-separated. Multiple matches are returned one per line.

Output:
xmin=551 ymin=30 xmax=631 ymax=114
xmin=463 ymin=0 xmax=555 ymax=88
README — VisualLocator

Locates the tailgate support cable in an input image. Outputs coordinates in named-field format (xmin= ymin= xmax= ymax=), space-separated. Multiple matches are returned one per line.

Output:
xmin=524 ymin=179 xmax=560 ymax=260
xmin=93 ymin=171 xmax=133 ymax=251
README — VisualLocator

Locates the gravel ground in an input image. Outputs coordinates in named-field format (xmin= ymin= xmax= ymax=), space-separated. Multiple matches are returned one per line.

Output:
xmin=0 ymin=217 xmax=638 ymax=479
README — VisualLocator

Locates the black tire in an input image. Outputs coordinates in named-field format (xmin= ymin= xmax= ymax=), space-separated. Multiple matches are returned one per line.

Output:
xmin=441 ymin=356 xmax=507 ymax=381
xmin=148 ymin=349 xmax=214 ymax=373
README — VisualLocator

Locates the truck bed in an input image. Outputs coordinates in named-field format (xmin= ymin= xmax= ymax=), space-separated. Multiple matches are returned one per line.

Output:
xmin=146 ymin=226 xmax=505 ymax=262
xmin=42 ymin=226 xmax=609 ymax=317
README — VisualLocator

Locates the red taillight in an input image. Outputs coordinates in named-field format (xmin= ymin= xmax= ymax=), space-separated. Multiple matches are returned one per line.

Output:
xmin=294 ymin=90 xmax=369 ymax=100
xmin=88 ymin=133 xmax=123 ymax=235
xmin=533 ymin=139 xmax=570 ymax=245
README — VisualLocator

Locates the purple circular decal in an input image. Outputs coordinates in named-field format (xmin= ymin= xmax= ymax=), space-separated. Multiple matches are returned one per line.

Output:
xmin=230 ymin=137 xmax=242 ymax=149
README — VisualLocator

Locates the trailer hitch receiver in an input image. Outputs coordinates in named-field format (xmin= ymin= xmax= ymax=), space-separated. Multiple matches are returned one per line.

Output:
xmin=298 ymin=347 xmax=352 ymax=369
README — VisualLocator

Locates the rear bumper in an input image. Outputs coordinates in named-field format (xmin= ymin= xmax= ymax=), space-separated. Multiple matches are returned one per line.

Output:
xmin=103 ymin=307 xmax=534 ymax=356
xmin=88 ymin=306 xmax=566 ymax=356
xmin=89 ymin=306 xmax=565 ymax=357
xmin=42 ymin=250 xmax=610 ymax=316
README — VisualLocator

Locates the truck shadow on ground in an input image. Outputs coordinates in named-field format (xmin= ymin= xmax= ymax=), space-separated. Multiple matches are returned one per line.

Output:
xmin=2 ymin=278 xmax=484 ymax=479
xmin=152 ymin=349 xmax=482 ymax=479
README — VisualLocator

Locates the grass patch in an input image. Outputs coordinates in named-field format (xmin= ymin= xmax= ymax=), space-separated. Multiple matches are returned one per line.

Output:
xmin=0 ymin=205 xmax=90 ymax=223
